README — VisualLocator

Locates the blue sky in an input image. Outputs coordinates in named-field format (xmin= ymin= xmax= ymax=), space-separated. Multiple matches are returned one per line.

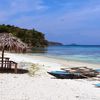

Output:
xmin=0 ymin=0 xmax=100 ymax=44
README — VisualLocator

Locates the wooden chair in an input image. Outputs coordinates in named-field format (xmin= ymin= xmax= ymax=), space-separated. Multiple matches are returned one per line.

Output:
xmin=0 ymin=57 xmax=17 ymax=73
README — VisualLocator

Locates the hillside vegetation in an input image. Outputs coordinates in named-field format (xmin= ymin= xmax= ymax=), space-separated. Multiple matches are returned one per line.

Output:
xmin=0 ymin=24 xmax=48 ymax=47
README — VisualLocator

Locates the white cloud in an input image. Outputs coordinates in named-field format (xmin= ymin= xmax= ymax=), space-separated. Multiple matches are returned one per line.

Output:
xmin=10 ymin=0 xmax=48 ymax=13
xmin=0 ymin=0 xmax=48 ymax=23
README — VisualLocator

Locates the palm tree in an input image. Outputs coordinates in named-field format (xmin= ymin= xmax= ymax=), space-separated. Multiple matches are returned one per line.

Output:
xmin=0 ymin=33 xmax=27 ymax=68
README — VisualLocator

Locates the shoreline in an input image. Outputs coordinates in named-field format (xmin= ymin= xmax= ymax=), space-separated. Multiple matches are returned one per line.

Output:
xmin=32 ymin=53 xmax=100 ymax=65
xmin=5 ymin=52 xmax=100 ymax=69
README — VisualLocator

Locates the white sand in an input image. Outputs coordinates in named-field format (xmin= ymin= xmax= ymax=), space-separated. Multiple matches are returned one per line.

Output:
xmin=0 ymin=53 xmax=100 ymax=100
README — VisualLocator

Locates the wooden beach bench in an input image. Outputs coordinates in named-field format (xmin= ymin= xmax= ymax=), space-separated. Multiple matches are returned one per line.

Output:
xmin=0 ymin=57 xmax=17 ymax=73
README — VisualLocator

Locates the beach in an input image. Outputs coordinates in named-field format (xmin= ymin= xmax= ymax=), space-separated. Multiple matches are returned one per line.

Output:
xmin=0 ymin=53 xmax=100 ymax=100
xmin=0 ymin=0 xmax=100 ymax=99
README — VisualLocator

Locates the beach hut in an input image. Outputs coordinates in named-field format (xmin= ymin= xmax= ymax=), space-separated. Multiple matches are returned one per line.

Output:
xmin=0 ymin=33 xmax=27 ymax=73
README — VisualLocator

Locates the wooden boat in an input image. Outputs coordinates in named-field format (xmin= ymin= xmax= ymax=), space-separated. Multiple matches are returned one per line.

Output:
xmin=95 ymin=69 xmax=100 ymax=73
xmin=47 ymin=70 xmax=86 ymax=79
xmin=95 ymin=83 xmax=100 ymax=87
xmin=61 ymin=67 xmax=99 ymax=77
xmin=47 ymin=67 xmax=99 ymax=79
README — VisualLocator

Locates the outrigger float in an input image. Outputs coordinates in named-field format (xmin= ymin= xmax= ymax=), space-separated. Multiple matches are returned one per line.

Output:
xmin=47 ymin=67 xmax=100 ymax=79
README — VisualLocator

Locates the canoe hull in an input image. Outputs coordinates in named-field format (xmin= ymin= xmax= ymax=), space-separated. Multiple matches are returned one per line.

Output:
xmin=47 ymin=71 xmax=86 ymax=79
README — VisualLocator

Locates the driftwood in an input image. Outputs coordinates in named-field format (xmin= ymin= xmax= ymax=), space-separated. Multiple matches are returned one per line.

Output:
xmin=61 ymin=67 xmax=99 ymax=78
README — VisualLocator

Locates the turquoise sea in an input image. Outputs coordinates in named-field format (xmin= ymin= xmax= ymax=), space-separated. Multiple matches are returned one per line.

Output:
xmin=32 ymin=45 xmax=100 ymax=64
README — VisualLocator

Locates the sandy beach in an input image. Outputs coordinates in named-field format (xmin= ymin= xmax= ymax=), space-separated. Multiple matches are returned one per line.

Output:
xmin=1 ymin=0 xmax=100 ymax=100
xmin=0 ymin=53 xmax=100 ymax=100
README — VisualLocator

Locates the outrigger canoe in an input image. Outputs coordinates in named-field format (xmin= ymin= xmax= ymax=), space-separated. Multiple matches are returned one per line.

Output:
xmin=95 ymin=69 xmax=100 ymax=73
xmin=47 ymin=70 xmax=86 ymax=79
xmin=47 ymin=67 xmax=99 ymax=79
xmin=95 ymin=83 xmax=100 ymax=87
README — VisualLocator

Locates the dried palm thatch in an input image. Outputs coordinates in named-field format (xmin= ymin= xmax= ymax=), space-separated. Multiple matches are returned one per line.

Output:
xmin=0 ymin=33 xmax=28 ymax=68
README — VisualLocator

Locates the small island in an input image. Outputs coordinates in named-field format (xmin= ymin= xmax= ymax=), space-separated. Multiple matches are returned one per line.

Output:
xmin=48 ymin=41 xmax=63 ymax=46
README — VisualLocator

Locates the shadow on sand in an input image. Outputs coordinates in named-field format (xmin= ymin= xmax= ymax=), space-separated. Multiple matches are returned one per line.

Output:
xmin=0 ymin=68 xmax=28 ymax=74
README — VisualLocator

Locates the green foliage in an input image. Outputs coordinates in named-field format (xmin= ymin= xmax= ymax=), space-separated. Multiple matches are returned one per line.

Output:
xmin=0 ymin=24 xmax=48 ymax=47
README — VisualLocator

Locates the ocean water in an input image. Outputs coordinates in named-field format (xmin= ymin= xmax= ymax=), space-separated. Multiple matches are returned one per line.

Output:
xmin=32 ymin=45 xmax=100 ymax=64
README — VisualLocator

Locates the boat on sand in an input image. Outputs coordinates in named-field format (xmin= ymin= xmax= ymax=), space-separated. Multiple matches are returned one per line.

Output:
xmin=47 ymin=70 xmax=86 ymax=79
xmin=47 ymin=67 xmax=99 ymax=79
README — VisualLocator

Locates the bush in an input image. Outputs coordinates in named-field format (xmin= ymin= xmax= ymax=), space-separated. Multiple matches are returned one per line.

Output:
xmin=28 ymin=64 xmax=39 ymax=76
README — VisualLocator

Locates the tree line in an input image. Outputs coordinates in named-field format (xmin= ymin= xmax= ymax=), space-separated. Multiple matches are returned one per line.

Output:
xmin=0 ymin=24 xmax=48 ymax=47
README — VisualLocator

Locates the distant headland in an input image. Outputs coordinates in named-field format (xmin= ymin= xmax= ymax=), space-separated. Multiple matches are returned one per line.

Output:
xmin=0 ymin=24 xmax=65 ymax=48
xmin=65 ymin=43 xmax=100 ymax=47
xmin=48 ymin=41 xmax=63 ymax=46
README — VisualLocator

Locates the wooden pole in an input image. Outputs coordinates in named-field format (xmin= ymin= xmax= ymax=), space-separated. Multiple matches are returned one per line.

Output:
xmin=1 ymin=47 xmax=5 ymax=68
xmin=15 ymin=63 xmax=17 ymax=73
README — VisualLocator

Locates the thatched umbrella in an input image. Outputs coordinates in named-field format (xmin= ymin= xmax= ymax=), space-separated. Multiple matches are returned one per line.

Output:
xmin=0 ymin=33 xmax=27 ymax=68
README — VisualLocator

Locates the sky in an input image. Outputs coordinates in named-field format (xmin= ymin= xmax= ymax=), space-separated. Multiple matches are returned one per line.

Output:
xmin=0 ymin=0 xmax=100 ymax=45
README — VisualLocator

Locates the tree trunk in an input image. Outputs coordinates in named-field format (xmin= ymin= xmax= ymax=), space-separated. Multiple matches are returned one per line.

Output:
xmin=1 ymin=47 xmax=5 ymax=68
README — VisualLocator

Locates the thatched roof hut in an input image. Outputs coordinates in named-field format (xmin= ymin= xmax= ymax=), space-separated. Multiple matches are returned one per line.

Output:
xmin=0 ymin=33 xmax=27 ymax=52
xmin=0 ymin=33 xmax=28 ymax=68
